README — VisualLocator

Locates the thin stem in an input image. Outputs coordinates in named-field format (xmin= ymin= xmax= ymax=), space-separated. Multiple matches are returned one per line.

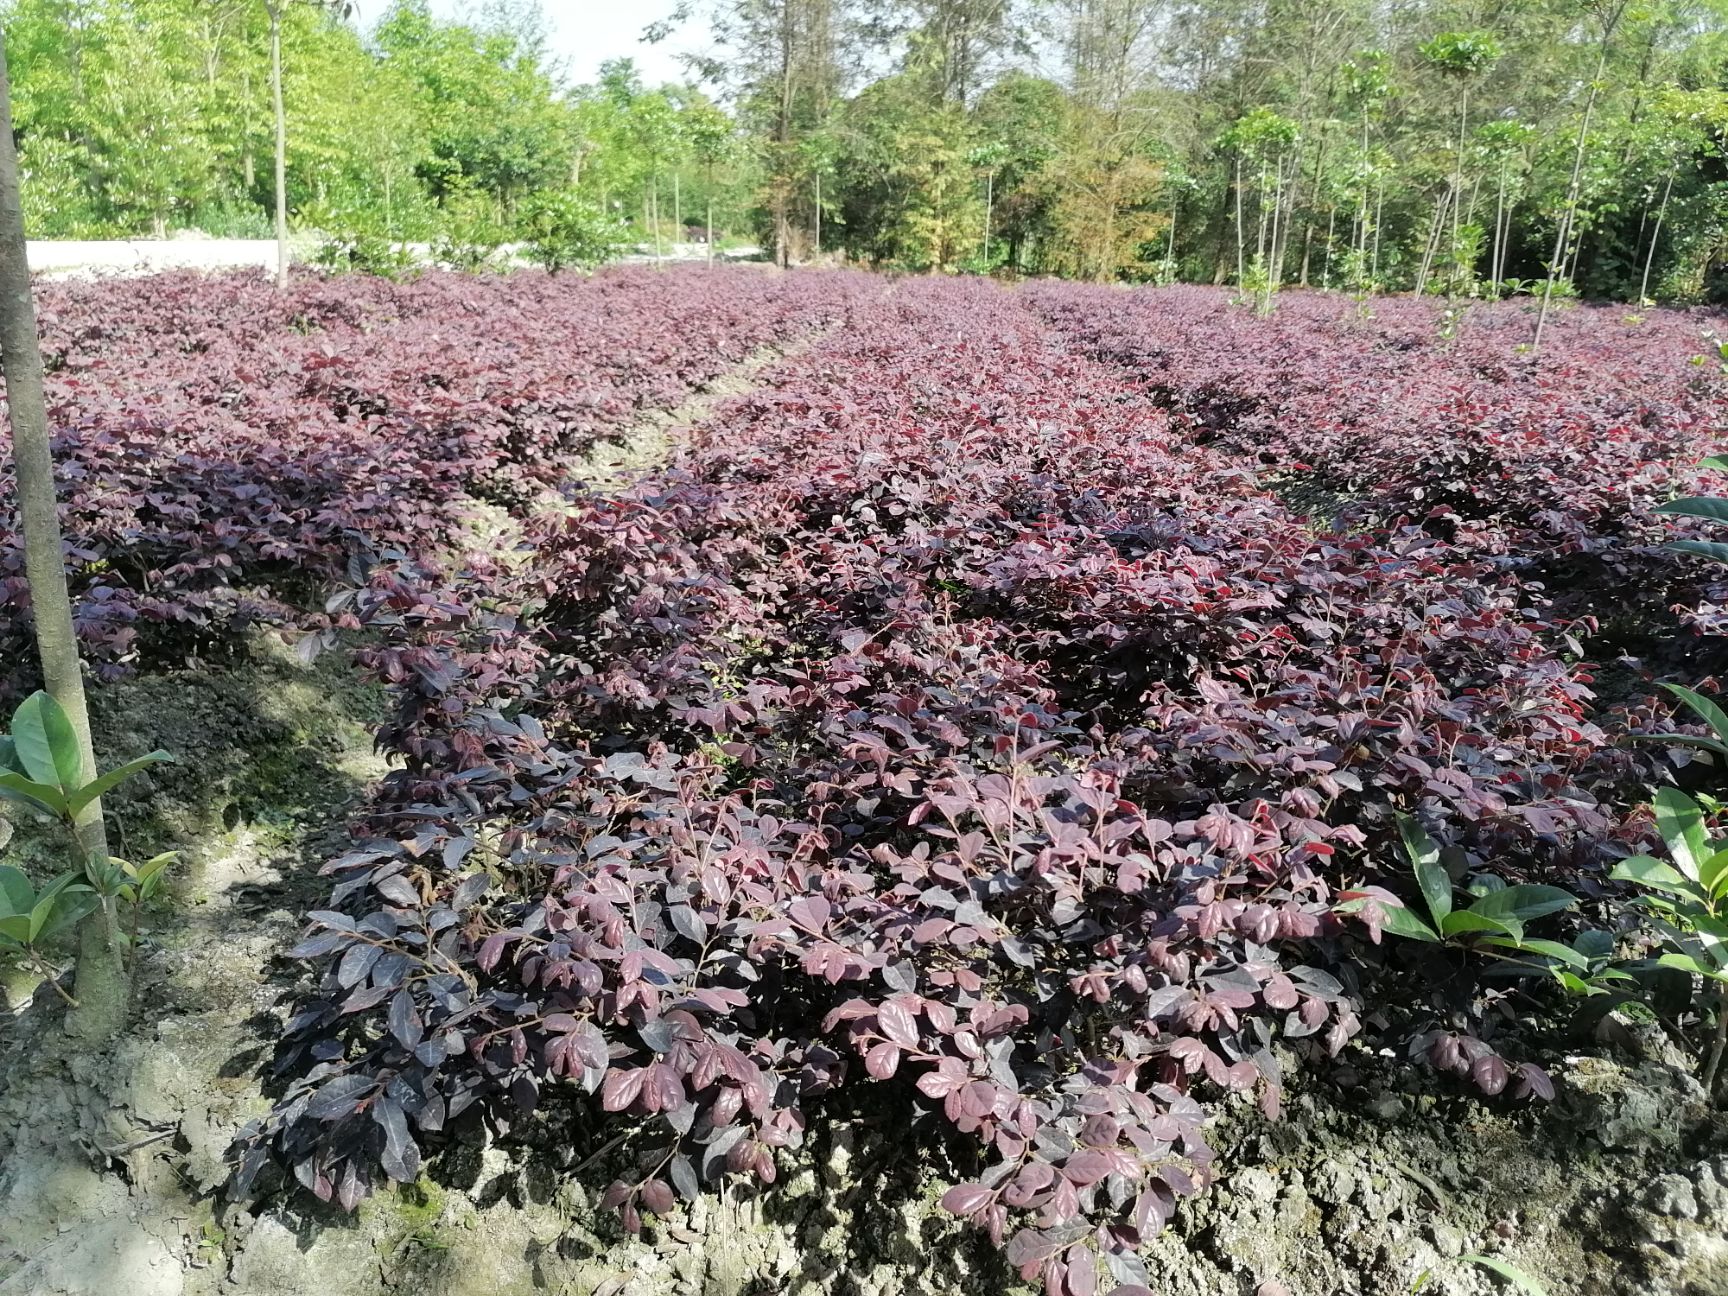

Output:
xmin=1704 ymin=981 xmax=1728 ymax=1098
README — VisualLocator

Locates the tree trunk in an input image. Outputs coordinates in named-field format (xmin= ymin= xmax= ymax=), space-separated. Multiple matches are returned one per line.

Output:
xmin=1321 ymin=205 xmax=1336 ymax=290
xmin=1535 ymin=41 xmax=1612 ymax=349
xmin=0 ymin=32 xmax=121 ymax=1041
xmin=1370 ymin=181 xmax=1384 ymax=284
xmin=269 ymin=4 xmax=288 ymax=290
xmin=1450 ymin=89 xmax=1468 ymax=295
xmin=774 ymin=0 xmax=794 ymax=271
xmin=1233 ymin=157 xmax=1245 ymax=285
xmin=1415 ymin=190 xmax=1449 ymax=296
xmin=1639 ymin=166 xmax=1676 ymax=304
xmin=1491 ymin=164 xmax=1507 ymax=295
xmin=983 ymin=170 xmax=993 ymax=265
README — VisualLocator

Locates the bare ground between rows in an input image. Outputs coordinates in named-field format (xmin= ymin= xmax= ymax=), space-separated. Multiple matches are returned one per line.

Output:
xmin=2 ymin=313 xmax=1726 ymax=1296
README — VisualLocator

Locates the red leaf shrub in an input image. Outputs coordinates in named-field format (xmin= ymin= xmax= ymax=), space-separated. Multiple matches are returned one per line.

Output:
xmin=0 ymin=265 xmax=869 ymax=683
xmin=1025 ymin=282 xmax=1728 ymax=648
xmin=238 ymin=277 xmax=1660 ymax=1283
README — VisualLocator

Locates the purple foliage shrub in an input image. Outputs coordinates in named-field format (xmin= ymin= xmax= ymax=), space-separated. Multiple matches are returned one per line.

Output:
xmin=234 ymin=279 xmax=1670 ymax=1292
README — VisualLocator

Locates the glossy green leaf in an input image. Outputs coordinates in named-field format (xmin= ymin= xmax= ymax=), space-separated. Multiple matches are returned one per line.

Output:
xmin=1703 ymin=847 xmax=1728 ymax=899
xmin=1642 ymin=732 xmax=1728 ymax=760
xmin=0 ymin=771 xmax=69 ymax=816
xmin=1572 ymin=929 xmax=1615 ymax=961
xmin=1656 ymin=496 xmax=1728 ymax=523
xmin=1339 ymin=896 xmax=1439 ymax=942
xmin=1481 ymin=937 xmax=1590 ymax=969
xmin=1669 ymin=539 xmax=1728 ymax=563
xmin=64 ymin=751 xmax=172 ymax=818
xmin=1400 ymin=815 xmax=1451 ymax=924
xmin=1654 ymin=787 xmax=1707 ymax=883
xmin=1609 ymin=854 xmax=1706 ymax=903
xmin=1469 ymin=884 xmax=1576 ymax=925
xmin=1657 ymin=951 xmax=1728 ymax=983
xmin=12 ymin=691 xmax=83 ymax=791
xmin=1660 ymin=683 xmax=1728 ymax=746
xmin=35 ymin=889 xmax=98 ymax=942
xmin=1441 ymin=909 xmax=1523 ymax=940
xmin=0 ymin=865 xmax=34 ymax=916
xmin=1553 ymin=970 xmax=1595 ymax=994
xmin=1701 ymin=456 xmax=1728 ymax=473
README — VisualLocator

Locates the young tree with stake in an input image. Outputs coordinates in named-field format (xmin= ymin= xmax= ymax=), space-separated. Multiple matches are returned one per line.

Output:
xmin=0 ymin=30 xmax=118 ymax=1038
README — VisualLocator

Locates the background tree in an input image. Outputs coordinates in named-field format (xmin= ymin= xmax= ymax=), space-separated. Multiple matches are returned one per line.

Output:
xmin=1416 ymin=31 xmax=1501 ymax=295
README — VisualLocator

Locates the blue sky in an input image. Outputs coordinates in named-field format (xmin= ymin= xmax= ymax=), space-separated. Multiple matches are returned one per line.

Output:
xmin=347 ymin=0 xmax=705 ymax=87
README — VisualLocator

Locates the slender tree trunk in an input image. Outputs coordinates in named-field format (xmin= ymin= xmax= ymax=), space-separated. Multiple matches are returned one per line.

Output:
xmin=1704 ymin=981 xmax=1728 ymax=1098
xmin=1322 ymin=205 xmax=1336 ymax=290
xmin=653 ymin=179 xmax=663 ymax=264
xmin=1491 ymin=163 xmax=1507 ymax=295
xmin=1415 ymin=190 xmax=1449 ymax=296
xmin=1639 ymin=166 xmax=1675 ymax=304
xmin=1535 ymin=42 xmax=1612 ymax=349
xmin=1450 ymin=88 xmax=1468 ymax=294
xmin=1255 ymin=159 xmax=1270 ymax=269
xmin=673 ymin=170 xmax=681 ymax=241
xmin=983 ymin=170 xmax=993 ymax=265
xmin=1234 ymin=156 xmax=1245 ymax=285
xmin=1371 ymin=181 xmax=1385 ymax=284
xmin=269 ymin=3 xmax=288 ymax=290
xmin=1354 ymin=110 xmax=1371 ymax=275
xmin=774 ymin=0 xmax=794 ymax=270
xmin=0 ymin=33 xmax=121 ymax=1041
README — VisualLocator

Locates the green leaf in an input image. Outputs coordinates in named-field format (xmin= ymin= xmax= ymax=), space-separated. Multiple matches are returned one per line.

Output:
xmin=1657 ymin=951 xmax=1728 ymax=983
xmin=0 ymin=913 xmax=30 ymax=945
xmin=1572 ymin=928 xmax=1615 ymax=961
xmin=1660 ymin=683 xmax=1728 ymax=746
xmin=1667 ymin=539 xmax=1728 ymax=564
xmin=28 ymin=884 xmax=65 ymax=941
xmin=0 ymin=865 xmax=34 ymax=915
xmin=12 ymin=692 xmax=83 ymax=792
xmin=0 ymin=736 xmax=18 ymax=774
xmin=1480 ymin=937 xmax=1590 ymax=969
xmin=1641 ymin=732 xmax=1728 ymax=760
xmin=1339 ymin=896 xmax=1440 ymax=942
xmin=1656 ymin=496 xmax=1728 ymax=523
xmin=127 ymin=851 xmax=178 ymax=903
xmin=1469 ymin=884 xmax=1577 ymax=925
xmin=1400 ymin=815 xmax=1451 ymax=924
xmin=63 ymin=751 xmax=173 ymax=818
xmin=35 ymin=889 xmax=98 ymax=942
xmin=0 ymin=770 xmax=69 ymax=816
xmin=1461 ymin=1254 xmax=1550 ymax=1296
xmin=1703 ymin=848 xmax=1728 ymax=899
xmin=1442 ymin=909 xmax=1524 ymax=940
xmin=1701 ymin=456 xmax=1728 ymax=473
xmin=1654 ymin=787 xmax=1708 ymax=883
xmin=1610 ymin=854 xmax=1708 ymax=903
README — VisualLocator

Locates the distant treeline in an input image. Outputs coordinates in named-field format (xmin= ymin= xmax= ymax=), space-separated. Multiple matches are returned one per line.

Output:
xmin=10 ymin=0 xmax=1728 ymax=300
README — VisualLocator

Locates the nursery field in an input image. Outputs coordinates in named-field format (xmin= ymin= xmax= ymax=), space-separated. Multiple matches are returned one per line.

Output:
xmin=3 ymin=266 xmax=1727 ymax=1296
